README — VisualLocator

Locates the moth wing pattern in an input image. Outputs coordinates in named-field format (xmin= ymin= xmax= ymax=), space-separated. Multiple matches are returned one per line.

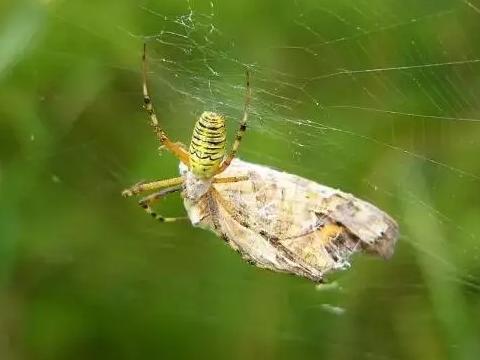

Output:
xmin=182 ymin=159 xmax=399 ymax=282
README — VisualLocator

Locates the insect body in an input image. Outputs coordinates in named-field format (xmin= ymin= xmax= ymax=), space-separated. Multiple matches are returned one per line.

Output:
xmin=122 ymin=44 xmax=399 ymax=282
xmin=189 ymin=111 xmax=226 ymax=178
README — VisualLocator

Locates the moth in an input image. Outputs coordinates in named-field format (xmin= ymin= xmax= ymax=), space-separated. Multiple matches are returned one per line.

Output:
xmin=179 ymin=158 xmax=399 ymax=282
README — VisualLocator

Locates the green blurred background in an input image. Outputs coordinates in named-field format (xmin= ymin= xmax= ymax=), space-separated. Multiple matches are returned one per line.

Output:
xmin=1 ymin=0 xmax=480 ymax=359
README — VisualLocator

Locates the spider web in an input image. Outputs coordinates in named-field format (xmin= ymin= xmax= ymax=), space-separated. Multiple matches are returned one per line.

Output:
xmin=123 ymin=4 xmax=480 ymax=258
xmin=116 ymin=0 xmax=480 ymax=357
xmin=7 ymin=0 xmax=477 ymax=358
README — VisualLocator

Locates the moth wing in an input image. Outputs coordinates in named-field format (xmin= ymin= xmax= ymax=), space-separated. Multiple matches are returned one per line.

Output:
xmin=184 ymin=181 xmax=324 ymax=280
xmin=319 ymin=192 xmax=399 ymax=258
xmin=208 ymin=187 xmax=331 ymax=281
xmin=214 ymin=160 xmax=389 ymax=280
xmin=213 ymin=159 xmax=399 ymax=278
xmin=213 ymin=159 xmax=321 ymax=239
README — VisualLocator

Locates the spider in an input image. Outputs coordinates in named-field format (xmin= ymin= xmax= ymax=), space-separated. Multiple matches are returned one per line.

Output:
xmin=122 ymin=44 xmax=399 ymax=283
xmin=122 ymin=44 xmax=251 ymax=221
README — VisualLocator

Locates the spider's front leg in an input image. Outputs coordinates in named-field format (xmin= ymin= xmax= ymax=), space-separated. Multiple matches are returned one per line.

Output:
xmin=122 ymin=176 xmax=184 ymax=197
xmin=215 ymin=70 xmax=251 ymax=174
xmin=142 ymin=44 xmax=190 ymax=166
xmin=159 ymin=141 xmax=187 ymax=156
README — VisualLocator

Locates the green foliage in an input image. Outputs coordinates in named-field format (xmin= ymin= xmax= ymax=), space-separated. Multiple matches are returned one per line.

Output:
xmin=1 ymin=1 xmax=479 ymax=359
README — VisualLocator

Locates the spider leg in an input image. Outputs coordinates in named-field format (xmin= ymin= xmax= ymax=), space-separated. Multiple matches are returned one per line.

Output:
xmin=213 ymin=175 xmax=249 ymax=184
xmin=122 ymin=176 xmax=184 ymax=197
xmin=138 ymin=185 xmax=187 ymax=222
xmin=159 ymin=141 xmax=187 ymax=155
xmin=142 ymin=44 xmax=190 ymax=166
xmin=215 ymin=70 xmax=251 ymax=174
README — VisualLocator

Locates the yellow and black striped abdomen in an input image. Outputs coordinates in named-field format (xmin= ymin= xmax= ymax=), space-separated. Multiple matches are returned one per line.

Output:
xmin=189 ymin=111 xmax=226 ymax=178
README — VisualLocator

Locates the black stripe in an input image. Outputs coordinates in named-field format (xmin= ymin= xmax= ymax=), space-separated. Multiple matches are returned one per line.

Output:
xmin=198 ymin=120 xmax=225 ymax=131
xmin=194 ymin=126 xmax=224 ymax=137
xmin=191 ymin=135 xmax=225 ymax=147
xmin=190 ymin=158 xmax=215 ymax=167
xmin=196 ymin=122 xmax=224 ymax=130
xmin=193 ymin=125 xmax=224 ymax=135
xmin=192 ymin=134 xmax=225 ymax=145
xmin=191 ymin=149 xmax=224 ymax=160
xmin=190 ymin=139 xmax=224 ymax=151
xmin=191 ymin=151 xmax=224 ymax=161
xmin=193 ymin=131 xmax=225 ymax=142
xmin=191 ymin=137 xmax=224 ymax=147
xmin=200 ymin=113 xmax=223 ymax=120
xmin=190 ymin=146 xmax=224 ymax=155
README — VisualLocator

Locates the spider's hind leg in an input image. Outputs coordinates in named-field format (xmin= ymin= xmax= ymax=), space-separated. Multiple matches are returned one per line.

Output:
xmin=138 ymin=185 xmax=187 ymax=222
